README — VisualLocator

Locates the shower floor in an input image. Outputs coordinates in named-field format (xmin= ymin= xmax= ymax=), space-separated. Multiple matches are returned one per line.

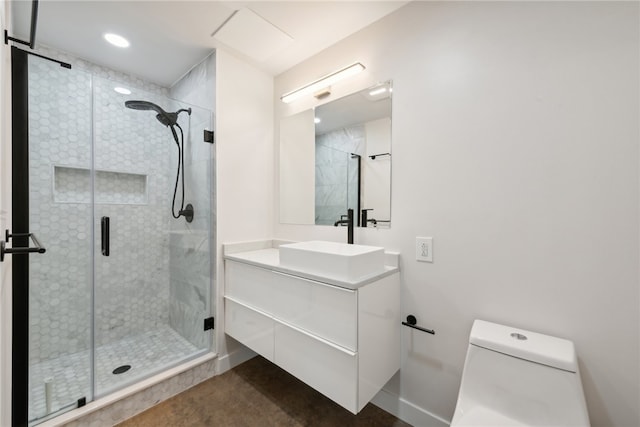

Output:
xmin=29 ymin=325 xmax=200 ymax=422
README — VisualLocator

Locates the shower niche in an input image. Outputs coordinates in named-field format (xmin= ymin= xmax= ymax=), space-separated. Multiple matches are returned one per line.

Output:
xmin=23 ymin=53 xmax=214 ymax=424
xmin=53 ymin=165 xmax=148 ymax=205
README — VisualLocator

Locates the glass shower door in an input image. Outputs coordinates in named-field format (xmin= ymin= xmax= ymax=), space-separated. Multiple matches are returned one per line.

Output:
xmin=24 ymin=52 xmax=94 ymax=424
xmin=92 ymin=77 xmax=212 ymax=396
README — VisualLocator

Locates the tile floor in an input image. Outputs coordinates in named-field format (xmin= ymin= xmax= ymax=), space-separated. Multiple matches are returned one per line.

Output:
xmin=117 ymin=356 xmax=411 ymax=427
xmin=29 ymin=325 xmax=199 ymax=423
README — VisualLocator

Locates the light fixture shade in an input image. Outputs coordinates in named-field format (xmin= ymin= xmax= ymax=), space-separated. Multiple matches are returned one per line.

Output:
xmin=281 ymin=62 xmax=365 ymax=104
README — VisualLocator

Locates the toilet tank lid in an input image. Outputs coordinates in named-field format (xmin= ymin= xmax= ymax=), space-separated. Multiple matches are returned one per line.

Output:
xmin=469 ymin=320 xmax=578 ymax=373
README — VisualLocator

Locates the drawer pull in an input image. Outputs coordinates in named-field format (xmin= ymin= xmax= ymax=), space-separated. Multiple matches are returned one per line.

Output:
xmin=224 ymin=296 xmax=272 ymax=318
xmin=274 ymin=318 xmax=356 ymax=357
xmin=271 ymin=270 xmax=355 ymax=293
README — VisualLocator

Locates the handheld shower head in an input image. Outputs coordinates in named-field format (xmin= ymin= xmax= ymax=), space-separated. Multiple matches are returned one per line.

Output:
xmin=155 ymin=112 xmax=178 ymax=127
xmin=125 ymin=100 xmax=192 ymax=127
xmin=124 ymin=99 xmax=194 ymax=223
xmin=124 ymin=100 xmax=166 ymax=113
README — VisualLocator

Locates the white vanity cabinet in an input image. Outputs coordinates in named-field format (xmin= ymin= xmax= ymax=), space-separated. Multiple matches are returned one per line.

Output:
xmin=224 ymin=259 xmax=400 ymax=414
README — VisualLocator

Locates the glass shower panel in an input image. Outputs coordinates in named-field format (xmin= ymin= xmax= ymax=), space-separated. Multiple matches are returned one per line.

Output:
xmin=27 ymin=55 xmax=93 ymax=423
xmin=165 ymin=98 xmax=213 ymax=355
xmin=92 ymin=77 xmax=212 ymax=396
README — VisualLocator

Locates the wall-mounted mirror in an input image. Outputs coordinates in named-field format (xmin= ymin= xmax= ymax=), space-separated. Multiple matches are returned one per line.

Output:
xmin=279 ymin=81 xmax=392 ymax=228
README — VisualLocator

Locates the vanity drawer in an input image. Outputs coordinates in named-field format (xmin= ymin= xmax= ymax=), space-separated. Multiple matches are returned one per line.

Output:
xmin=225 ymin=260 xmax=274 ymax=313
xmin=274 ymin=319 xmax=357 ymax=413
xmin=225 ymin=297 xmax=274 ymax=362
xmin=271 ymin=271 xmax=357 ymax=351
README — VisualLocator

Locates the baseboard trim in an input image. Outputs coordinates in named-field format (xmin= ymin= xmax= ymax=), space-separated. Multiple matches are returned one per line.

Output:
xmin=371 ymin=387 xmax=450 ymax=427
xmin=215 ymin=346 xmax=256 ymax=375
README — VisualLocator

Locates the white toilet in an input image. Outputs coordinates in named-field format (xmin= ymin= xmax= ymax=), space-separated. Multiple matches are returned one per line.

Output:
xmin=451 ymin=320 xmax=590 ymax=426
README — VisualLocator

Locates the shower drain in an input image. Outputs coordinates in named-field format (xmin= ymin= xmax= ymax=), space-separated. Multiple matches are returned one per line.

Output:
xmin=112 ymin=365 xmax=131 ymax=375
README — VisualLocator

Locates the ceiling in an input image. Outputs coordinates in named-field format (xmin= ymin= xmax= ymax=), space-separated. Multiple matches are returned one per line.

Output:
xmin=10 ymin=1 xmax=408 ymax=88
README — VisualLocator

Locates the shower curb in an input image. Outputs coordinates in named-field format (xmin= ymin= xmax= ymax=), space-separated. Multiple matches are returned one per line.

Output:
xmin=36 ymin=352 xmax=217 ymax=427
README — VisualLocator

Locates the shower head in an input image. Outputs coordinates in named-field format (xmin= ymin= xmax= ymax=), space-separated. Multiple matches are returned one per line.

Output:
xmin=125 ymin=100 xmax=191 ymax=127
xmin=125 ymin=100 xmax=166 ymax=114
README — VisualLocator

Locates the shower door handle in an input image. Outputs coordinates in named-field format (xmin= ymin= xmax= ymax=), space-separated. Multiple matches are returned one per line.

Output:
xmin=101 ymin=216 xmax=110 ymax=256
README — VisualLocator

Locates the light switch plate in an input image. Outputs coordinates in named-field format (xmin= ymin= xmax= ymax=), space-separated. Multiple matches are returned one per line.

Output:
xmin=416 ymin=237 xmax=433 ymax=262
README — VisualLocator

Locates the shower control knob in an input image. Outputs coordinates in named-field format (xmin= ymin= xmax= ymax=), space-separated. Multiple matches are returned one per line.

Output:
xmin=179 ymin=204 xmax=194 ymax=223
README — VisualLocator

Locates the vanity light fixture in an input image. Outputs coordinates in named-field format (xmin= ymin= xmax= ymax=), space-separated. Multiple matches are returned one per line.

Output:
xmin=281 ymin=62 xmax=365 ymax=104
xmin=369 ymin=87 xmax=387 ymax=96
xmin=114 ymin=87 xmax=131 ymax=95
xmin=314 ymin=87 xmax=331 ymax=100
xmin=104 ymin=33 xmax=130 ymax=48
xmin=314 ymin=117 xmax=321 ymax=124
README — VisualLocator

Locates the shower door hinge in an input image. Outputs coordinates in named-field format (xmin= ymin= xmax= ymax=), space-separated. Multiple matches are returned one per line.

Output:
xmin=204 ymin=316 xmax=215 ymax=331
xmin=204 ymin=129 xmax=214 ymax=144
xmin=77 ymin=397 xmax=86 ymax=408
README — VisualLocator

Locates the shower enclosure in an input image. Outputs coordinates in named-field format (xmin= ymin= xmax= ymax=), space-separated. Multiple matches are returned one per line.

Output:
xmin=10 ymin=49 xmax=214 ymax=425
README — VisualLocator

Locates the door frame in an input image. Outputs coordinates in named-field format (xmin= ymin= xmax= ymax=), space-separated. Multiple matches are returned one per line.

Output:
xmin=10 ymin=45 xmax=30 ymax=427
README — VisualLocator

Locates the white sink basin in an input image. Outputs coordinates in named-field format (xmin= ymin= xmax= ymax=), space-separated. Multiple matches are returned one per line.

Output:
xmin=279 ymin=241 xmax=386 ymax=283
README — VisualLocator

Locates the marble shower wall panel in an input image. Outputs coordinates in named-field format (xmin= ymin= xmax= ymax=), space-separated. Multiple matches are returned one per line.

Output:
xmin=168 ymin=229 xmax=209 ymax=349
xmin=315 ymin=145 xmax=348 ymax=225
xmin=165 ymin=54 xmax=215 ymax=350
xmin=315 ymin=125 xmax=365 ymax=225
xmin=167 ymin=113 xmax=211 ymax=350
xmin=169 ymin=52 xmax=216 ymax=112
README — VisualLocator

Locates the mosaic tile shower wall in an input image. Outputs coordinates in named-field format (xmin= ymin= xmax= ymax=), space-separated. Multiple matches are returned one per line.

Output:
xmin=92 ymin=76 xmax=174 ymax=348
xmin=28 ymin=57 xmax=94 ymax=364
xmin=315 ymin=125 xmax=364 ymax=225
xmin=27 ymin=57 xmax=175 ymax=364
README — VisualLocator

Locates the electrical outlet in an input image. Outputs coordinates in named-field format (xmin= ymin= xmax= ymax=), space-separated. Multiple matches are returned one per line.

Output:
xmin=416 ymin=237 xmax=433 ymax=262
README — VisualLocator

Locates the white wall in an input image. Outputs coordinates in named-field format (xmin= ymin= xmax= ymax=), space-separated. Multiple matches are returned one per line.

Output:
xmin=363 ymin=118 xmax=391 ymax=222
xmin=280 ymin=109 xmax=315 ymax=224
xmin=215 ymin=48 xmax=274 ymax=362
xmin=0 ymin=0 xmax=12 ymax=423
xmin=274 ymin=2 xmax=639 ymax=427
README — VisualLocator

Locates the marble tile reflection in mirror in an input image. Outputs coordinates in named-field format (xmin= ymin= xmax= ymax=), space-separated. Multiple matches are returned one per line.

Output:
xmin=279 ymin=81 xmax=392 ymax=228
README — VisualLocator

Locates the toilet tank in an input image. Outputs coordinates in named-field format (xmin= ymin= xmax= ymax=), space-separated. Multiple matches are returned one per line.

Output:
xmin=452 ymin=320 xmax=590 ymax=426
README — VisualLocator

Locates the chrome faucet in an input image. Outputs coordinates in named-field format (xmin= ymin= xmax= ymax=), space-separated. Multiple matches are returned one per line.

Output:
xmin=333 ymin=208 xmax=354 ymax=244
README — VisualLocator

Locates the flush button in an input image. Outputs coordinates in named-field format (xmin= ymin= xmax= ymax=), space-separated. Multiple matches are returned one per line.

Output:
xmin=511 ymin=332 xmax=527 ymax=340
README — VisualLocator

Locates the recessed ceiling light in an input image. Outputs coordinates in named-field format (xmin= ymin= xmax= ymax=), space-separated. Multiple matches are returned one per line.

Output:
xmin=114 ymin=87 xmax=131 ymax=95
xmin=104 ymin=33 xmax=130 ymax=48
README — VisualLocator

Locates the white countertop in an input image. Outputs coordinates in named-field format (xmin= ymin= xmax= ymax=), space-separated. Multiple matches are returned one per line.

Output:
xmin=224 ymin=242 xmax=399 ymax=290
